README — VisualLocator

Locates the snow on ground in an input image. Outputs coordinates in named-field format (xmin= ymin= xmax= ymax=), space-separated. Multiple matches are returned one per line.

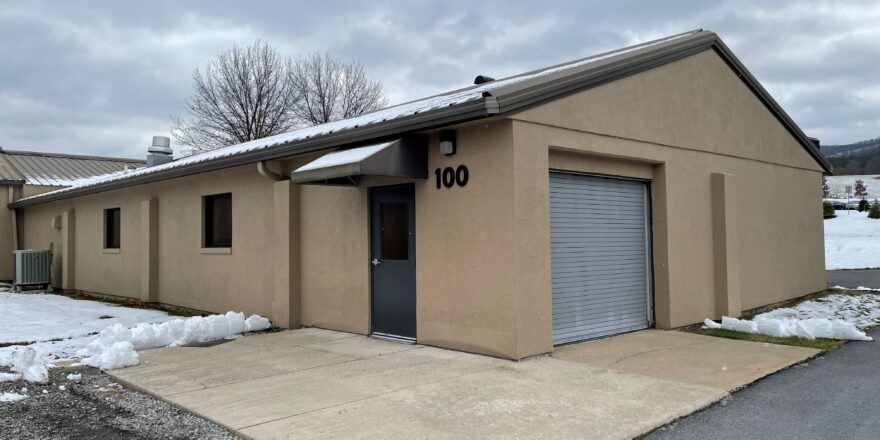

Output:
xmin=704 ymin=292 xmax=880 ymax=341
xmin=0 ymin=285 xmax=271 ymax=381
xmin=0 ymin=372 xmax=20 ymax=382
xmin=825 ymin=175 xmax=880 ymax=199
xmin=0 ymin=392 xmax=27 ymax=403
xmin=824 ymin=210 xmax=880 ymax=269
xmin=0 ymin=286 xmax=174 ymax=366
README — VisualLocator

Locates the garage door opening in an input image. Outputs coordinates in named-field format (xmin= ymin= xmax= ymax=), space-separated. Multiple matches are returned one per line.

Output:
xmin=549 ymin=171 xmax=653 ymax=345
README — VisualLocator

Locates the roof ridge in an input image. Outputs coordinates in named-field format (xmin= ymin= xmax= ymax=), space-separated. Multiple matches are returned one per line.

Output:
xmin=0 ymin=149 xmax=145 ymax=163
xmin=364 ymin=29 xmax=706 ymax=114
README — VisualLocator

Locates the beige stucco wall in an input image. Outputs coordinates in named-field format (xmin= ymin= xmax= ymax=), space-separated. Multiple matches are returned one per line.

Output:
xmin=19 ymin=165 xmax=282 ymax=319
xmin=509 ymin=48 xmax=826 ymax=331
xmin=294 ymin=122 xmax=541 ymax=359
xmin=298 ymin=182 xmax=370 ymax=334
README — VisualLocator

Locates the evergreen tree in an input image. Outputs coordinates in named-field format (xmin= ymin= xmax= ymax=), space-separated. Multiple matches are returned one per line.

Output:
xmin=823 ymin=201 xmax=836 ymax=219
xmin=869 ymin=201 xmax=880 ymax=219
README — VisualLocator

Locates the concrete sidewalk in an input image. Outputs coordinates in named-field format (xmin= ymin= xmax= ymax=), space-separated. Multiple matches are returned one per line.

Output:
xmin=109 ymin=328 xmax=818 ymax=440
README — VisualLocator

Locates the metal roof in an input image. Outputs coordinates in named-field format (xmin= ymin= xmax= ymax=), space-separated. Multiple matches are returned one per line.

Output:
xmin=10 ymin=29 xmax=830 ymax=208
xmin=0 ymin=149 xmax=144 ymax=187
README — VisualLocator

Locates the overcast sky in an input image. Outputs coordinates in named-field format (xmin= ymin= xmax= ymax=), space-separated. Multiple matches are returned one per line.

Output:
xmin=1 ymin=1 xmax=878 ymax=159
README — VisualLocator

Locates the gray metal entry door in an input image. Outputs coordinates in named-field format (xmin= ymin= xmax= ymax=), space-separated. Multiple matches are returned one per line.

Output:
xmin=549 ymin=172 xmax=652 ymax=345
xmin=370 ymin=184 xmax=417 ymax=341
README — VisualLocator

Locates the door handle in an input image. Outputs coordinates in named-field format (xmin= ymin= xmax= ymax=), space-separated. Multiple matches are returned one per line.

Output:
xmin=371 ymin=258 xmax=381 ymax=266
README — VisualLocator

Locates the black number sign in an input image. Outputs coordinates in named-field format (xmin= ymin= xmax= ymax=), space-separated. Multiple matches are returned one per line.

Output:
xmin=435 ymin=165 xmax=469 ymax=189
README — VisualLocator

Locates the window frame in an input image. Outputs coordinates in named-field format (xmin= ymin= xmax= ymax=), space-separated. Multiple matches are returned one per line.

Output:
xmin=103 ymin=207 xmax=121 ymax=250
xmin=202 ymin=193 xmax=232 ymax=249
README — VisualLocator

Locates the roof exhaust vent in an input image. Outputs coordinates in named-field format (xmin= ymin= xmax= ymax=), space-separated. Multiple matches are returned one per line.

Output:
xmin=473 ymin=75 xmax=495 ymax=85
xmin=147 ymin=136 xmax=173 ymax=167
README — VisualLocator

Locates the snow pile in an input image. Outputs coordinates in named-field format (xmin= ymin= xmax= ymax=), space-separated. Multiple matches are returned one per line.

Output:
xmin=1 ymin=285 xmax=272 ymax=375
xmin=824 ymin=210 xmax=880 ymax=269
xmin=704 ymin=292 xmax=880 ymax=341
xmin=78 ymin=312 xmax=271 ymax=370
xmin=7 ymin=347 xmax=49 ymax=383
xmin=704 ymin=316 xmax=871 ymax=341
xmin=0 ymin=392 xmax=27 ymax=403
xmin=66 ymin=373 xmax=82 ymax=382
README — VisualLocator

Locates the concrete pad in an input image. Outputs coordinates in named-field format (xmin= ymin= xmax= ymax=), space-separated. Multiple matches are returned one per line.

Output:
xmin=112 ymin=345 xmax=355 ymax=395
xmin=553 ymin=329 xmax=820 ymax=390
xmin=160 ymin=346 xmax=503 ymax=429
xmin=239 ymin=357 xmax=724 ymax=440
xmin=303 ymin=335 xmax=422 ymax=359
xmin=108 ymin=328 xmax=819 ymax=440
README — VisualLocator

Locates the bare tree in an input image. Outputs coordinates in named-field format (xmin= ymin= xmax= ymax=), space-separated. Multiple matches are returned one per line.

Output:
xmin=287 ymin=53 xmax=388 ymax=126
xmin=172 ymin=40 xmax=297 ymax=152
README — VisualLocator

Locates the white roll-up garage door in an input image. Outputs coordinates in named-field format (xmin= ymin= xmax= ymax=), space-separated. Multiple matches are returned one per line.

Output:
xmin=550 ymin=172 xmax=652 ymax=345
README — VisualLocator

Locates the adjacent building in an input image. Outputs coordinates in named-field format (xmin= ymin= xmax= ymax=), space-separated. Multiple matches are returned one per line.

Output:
xmin=6 ymin=30 xmax=830 ymax=359
xmin=0 ymin=148 xmax=144 ymax=280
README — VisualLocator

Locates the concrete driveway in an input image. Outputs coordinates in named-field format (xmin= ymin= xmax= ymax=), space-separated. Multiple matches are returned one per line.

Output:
xmin=109 ymin=328 xmax=818 ymax=440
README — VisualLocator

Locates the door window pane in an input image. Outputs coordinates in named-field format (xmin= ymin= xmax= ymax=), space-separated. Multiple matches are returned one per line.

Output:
xmin=381 ymin=202 xmax=408 ymax=260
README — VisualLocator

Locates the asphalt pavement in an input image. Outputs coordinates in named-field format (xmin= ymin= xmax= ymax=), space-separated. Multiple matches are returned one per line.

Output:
xmin=643 ymin=323 xmax=880 ymax=440
xmin=827 ymin=269 xmax=880 ymax=289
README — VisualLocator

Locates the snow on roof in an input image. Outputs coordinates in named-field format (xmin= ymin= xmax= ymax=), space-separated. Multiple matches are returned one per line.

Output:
xmin=16 ymin=31 xmax=698 ymax=204
xmin=0 ymin=149 xmax=143 ymax=187
xmin=293 ymin=141 xmax=394 ymax=172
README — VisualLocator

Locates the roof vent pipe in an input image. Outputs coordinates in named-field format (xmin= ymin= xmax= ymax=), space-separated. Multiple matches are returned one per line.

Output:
xmin=473 ymin=75 xmax=495 ymax=85
xmin=147 ymin=136 xmax=173 ymax=167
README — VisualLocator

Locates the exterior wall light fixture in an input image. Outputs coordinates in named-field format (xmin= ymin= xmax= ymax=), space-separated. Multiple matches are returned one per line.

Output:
xmin=439 ymin=130 xmax=456 ymax=156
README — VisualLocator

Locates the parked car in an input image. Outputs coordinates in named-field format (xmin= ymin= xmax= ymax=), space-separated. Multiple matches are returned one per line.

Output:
xmin=832 ymin=201 xmax=847 ymax=210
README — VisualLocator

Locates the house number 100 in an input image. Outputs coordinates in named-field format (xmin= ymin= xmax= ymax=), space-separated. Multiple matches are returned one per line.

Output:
xmin=435 ymin=165 xmax=469 ymax=189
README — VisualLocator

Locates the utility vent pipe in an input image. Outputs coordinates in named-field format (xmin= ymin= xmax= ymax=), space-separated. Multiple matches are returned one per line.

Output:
xmin=147 ymin=136 xmax=173 ymax=167
xmin=473 ymin=75 xmax=495 ymax=85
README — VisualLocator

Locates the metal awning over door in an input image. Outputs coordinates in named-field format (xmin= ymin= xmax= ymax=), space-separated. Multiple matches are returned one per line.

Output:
xmin=549 ymin=172 xmax=653 ymax=345
xmin=290 ymin=137 xmax=427 ymax=186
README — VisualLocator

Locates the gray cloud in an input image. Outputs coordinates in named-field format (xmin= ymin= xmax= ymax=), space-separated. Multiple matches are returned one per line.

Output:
xmin=1 ymin=0 xmax=877 ymax=158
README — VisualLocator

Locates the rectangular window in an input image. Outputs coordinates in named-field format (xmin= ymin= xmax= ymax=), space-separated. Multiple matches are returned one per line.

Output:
xmin=104 ymin=208 xmax=121 ymax=249
xmin=203 ymin=193 xmax=232 ymax=248
xmin=380 ymin=202 xmax=408 ymax=260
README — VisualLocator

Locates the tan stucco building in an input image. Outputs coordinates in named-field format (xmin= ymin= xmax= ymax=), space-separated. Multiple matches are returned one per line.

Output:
xmin=7 ymin=30 xmax=830 ymax=360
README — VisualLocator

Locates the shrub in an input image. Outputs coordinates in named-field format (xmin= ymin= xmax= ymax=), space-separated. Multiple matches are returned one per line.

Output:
xmin=824 ymin=201 xmax=837 ymax=219
xmin=859 ymin=199 xmax=870 ymax=212
xmin=869 ymin=201 xmax=880 ymax=219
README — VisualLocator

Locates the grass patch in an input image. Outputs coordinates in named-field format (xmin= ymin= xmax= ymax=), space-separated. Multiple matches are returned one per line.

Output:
xmin=696 ymin=328 xmax=843 ymax=351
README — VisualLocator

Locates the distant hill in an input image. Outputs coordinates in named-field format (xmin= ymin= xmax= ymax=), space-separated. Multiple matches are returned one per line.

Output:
xmin=822 ymin=137 xmax=880 ymax=175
